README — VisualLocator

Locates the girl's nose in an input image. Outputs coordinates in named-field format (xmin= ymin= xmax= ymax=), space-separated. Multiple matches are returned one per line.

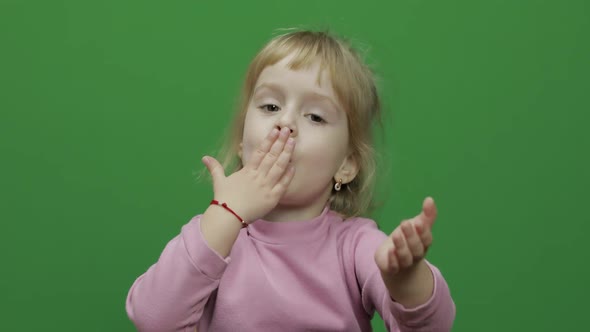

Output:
xmin=275 ymin=109 xmax=297 ymax=137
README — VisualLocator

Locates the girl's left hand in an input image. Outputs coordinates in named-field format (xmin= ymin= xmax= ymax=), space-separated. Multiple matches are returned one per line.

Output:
xmin=374 ymin=197 xmax=437 ymax=275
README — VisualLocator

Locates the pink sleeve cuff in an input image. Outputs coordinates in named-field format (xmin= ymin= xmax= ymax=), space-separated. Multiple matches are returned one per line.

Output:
xmin=386 ymin=262 xmax=455 ymax=330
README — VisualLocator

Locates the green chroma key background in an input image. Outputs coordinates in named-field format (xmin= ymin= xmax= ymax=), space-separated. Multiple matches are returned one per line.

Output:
xmin=1 ymin=0 xmax=588 ymax=331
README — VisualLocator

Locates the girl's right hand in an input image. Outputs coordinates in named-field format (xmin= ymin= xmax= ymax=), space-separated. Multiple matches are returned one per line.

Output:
xmin=201 ymin=127 xmax=296 ymax=223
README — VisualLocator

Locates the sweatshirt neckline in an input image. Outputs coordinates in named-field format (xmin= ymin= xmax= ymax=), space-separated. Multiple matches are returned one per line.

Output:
xmin=246 ymin=205 xmax=337 ymax=245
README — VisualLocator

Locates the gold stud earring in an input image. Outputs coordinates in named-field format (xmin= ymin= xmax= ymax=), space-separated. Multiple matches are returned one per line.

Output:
xmin=334 ymin=178 xmax=343 ymax=191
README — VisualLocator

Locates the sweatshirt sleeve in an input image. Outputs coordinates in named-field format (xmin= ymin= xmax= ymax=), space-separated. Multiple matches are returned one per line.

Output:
xmin=353 ymin=220 xmax=456 ymax=332
xmin=125 ymin=215 xmax=230 ymax=332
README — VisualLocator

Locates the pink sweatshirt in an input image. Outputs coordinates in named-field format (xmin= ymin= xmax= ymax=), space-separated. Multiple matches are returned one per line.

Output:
xmin=126 ymin=206 xmax=455 ymax=331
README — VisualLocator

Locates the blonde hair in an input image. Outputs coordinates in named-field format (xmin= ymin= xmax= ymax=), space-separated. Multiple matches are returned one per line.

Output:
xmin=217 ymin=29 xmax=382 ymax=218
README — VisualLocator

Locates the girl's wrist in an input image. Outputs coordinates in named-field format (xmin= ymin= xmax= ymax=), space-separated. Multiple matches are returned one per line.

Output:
xmin=210 ymin=199 xmax=248 ymax=228
xmin=382 ymin=260 xmax=434 ymax=308
xmin=200 ymin=205 xmax=245 ymax=258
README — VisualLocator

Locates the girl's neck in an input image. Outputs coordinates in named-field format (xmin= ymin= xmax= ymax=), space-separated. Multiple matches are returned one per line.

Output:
xmin=262 ymin=192 xmax=331 ymax=223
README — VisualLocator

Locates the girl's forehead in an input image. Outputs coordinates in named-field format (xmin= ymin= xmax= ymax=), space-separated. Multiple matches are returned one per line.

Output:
xmin=256 ymin=56 xmax=334 ymax=93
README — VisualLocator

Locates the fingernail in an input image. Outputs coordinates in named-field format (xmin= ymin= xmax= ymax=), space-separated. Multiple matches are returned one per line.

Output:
xmin=271 ymin=128 xmax=279 ymax=136
xmin=287 ymin=138 xmax=294 ymax=145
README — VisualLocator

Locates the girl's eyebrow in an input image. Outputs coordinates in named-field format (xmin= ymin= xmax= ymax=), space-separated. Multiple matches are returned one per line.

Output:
xmin=253 ymin=82 xmax=284 ymax=96
xmin=254 ymin=82 xmax=341 ymax=115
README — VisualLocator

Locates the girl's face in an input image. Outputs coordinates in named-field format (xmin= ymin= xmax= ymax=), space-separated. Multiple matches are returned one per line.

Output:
xmin=240 ymin=55 xmax=357 ymax=207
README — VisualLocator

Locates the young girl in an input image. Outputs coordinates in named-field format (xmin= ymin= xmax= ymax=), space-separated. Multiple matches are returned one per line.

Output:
xmin=126 ymin=30 xmax=455 ymax=332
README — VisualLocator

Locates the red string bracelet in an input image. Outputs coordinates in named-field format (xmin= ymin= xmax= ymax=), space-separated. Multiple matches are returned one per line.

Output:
xmin=210 ymin=200 xmax=247 ymax=228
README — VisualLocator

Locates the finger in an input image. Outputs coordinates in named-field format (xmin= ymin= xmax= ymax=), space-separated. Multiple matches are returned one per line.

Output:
xmin=375 ymin=239 xmax=399 ymax=275
xmin=258 ymin=127 xmax=290 ymax=174
xmin=374 ymin=241 xmax=391 ymax=272
xmin=248 ymin=128 xmax=280 ymax=169
xmin=420 ymin=196 xmax=438 ymax=227
xmin=202 ymin=156 xmax=225 ymax=185
xmin=392 ymin=228 xmax=413 ymax=268
xmin=401 ymin=220 xmax=424 ymax=260
xmin=418 ymin=221 xmax=433 ymax=249
xmin=267 ymin=137 xmax=295 ymax=185
xmin=411 ymin=197 xmax=437 ymax=236
xmin=387 ymin=246 xmax=400 ymax=274
xmin=272 ymin=165 xmax=295 ymax=196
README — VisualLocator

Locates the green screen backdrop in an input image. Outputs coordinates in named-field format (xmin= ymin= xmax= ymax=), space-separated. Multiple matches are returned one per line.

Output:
xmin=1 ymin=0 xmax=588 ymax=331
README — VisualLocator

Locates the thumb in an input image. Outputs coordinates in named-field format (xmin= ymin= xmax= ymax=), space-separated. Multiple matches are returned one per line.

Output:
xmin=421 ymin=196 xmax=437 ymax=227
xmin=202 ymin=156 xmax=225 ymax=183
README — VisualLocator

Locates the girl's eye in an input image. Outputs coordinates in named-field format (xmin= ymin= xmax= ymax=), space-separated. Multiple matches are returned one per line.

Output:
xmin=260 ymin=104 xmax=280 ymax=112
xmin=308 ymin=114 xmax=325 ymax=123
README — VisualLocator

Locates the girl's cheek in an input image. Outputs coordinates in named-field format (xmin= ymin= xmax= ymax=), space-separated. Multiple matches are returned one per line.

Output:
xmin=240 ymin=138 xmax=257 ymax=165
xmin=240 ymin=144 xmax=251 ymax=165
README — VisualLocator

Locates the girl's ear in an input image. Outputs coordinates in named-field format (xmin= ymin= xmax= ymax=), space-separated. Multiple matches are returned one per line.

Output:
xmin=335 ymin=154 xmax=359 ymax=185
